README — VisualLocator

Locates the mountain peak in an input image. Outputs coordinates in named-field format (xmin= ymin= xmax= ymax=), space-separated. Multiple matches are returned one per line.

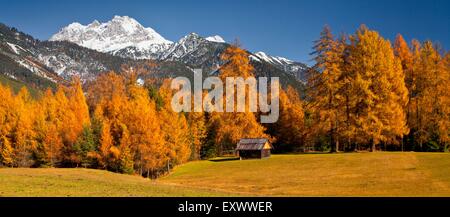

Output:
xmin=50 ymin=16 xmax=172 ymax=54
xmin=205 ymin=35 xmax=225 ymax=43
xmin=113 ymin=15 xmax=131 ymax=20
xmin=175 ymin=32 xmax=204 ymax=44
xmin=254 ymin=51 xmax=294 ymax=64
xmin=47 ymin=16 xmax=305 ymax=80
xmin=252 ymin=51 xmax=307 ymax=81
xmin=186 ymin=32 xmax=200 ymax=37
xmin=109 ymin=15 xmax=142 ymax=32
xmin=66 ymin=22 xmax=84 ymax=30
xmin=88 ymin=20 xmax=101 ymax=27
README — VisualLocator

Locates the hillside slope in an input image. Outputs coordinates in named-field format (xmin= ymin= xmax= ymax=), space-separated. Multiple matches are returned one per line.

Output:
xmin=1 ymin=153 xmax=450 ymax=196
xmin=0 ymin=168 xmax=233 ymax=196
xmin=162 ymin=152 xmax=450 ymax=196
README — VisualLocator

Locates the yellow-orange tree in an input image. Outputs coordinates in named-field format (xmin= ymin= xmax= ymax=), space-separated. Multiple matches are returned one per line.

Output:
xmin=405 ymin=41 xmax=450 ymax=151
xmin=394 ymin=34 xmax=414 ymax=150
xmin=63 ymin=78 xmax=91 ymax=166
xmin=308 ymin=26 xmax=346 ymax=152
xmin=85 ymin=70 xmax=192 ymax=177
xmin=0 ymin=84 xmax=16 ymax=166
xmin=187 ymin=110 xmax=207 ymax=160
xmin=346 ymin=25 xmax=409 ymax=151
xmin=269 ymin=86 xmax=305 ymax=152
xmin=85 ymin=72 xmax=133 ymax=173
xmin=159 ymin=80 xmax=191 ymax=168
xmin=0 ymin=85 xmax=35 ymax=167
xmin=33 ymin=89 xmax=63 ymax=166
xmin=207 ymin=45 xmax=268 ymax=155
xmin=125 ymin=77 xmax=165 ymax=177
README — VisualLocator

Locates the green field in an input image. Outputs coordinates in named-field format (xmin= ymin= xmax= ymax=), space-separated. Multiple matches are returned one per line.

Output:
xmin=1 ymin=152 xmax=450 ymax=196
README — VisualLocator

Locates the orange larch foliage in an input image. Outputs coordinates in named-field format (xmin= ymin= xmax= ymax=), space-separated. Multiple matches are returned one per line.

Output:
xmin=207 ymin=44 xmax=268 ymax=155
xmin=346 ymin=25 xmax=409 ymax=150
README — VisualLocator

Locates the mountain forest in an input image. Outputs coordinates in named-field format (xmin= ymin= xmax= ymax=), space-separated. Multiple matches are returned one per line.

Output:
xmin=0 ymin=25 xmax=449 ymax=178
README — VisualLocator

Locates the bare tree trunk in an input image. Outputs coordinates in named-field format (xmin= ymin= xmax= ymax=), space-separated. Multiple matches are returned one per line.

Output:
xmin=329 ymin=90 xmax=336 ymax=153
xmin=345 ymin=92 xmax=353 ymax=152
xmin=167 ymin=160 xmax=170 ymax=174
xmin=401 ymin=137 xmax=404 ymax=152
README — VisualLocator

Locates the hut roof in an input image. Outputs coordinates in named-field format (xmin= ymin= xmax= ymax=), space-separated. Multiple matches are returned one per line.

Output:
xmin=236 ymin=138 xmax=272 ymax=150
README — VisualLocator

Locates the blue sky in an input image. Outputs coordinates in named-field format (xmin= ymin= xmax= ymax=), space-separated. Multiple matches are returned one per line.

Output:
xmin=1 ymin=0 xmax=449 ymax=64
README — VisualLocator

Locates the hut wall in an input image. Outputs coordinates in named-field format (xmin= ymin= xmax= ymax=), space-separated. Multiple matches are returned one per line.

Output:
xmin=238 ymin=150 xmax=262 ymax=159
xmin=261 ymin=149 xmax=271 ymax=158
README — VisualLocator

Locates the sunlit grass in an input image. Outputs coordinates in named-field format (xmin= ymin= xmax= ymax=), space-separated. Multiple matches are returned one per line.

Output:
xmin=1 ymin=152 xmax=449 ymax=196
xmin=0 ymin=168 xmax=233 ymax=196
xmin=161 ymin=152 xmax=450 ymax=196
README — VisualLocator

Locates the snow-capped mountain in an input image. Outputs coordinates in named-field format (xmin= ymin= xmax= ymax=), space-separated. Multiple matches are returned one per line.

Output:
xmin=50 ymin=16 xmax=173 ymax=59
xmin=50 ymin=16 xmax=229 ymax=62
xmin=205 ymin=35 xmax=225 ymax=43
xmin=1 ymin=21 xmax=144 ymax=83
xmin=0 ymin=23 xmax=63 ymax=88
xmin=251 ymin=52 xmax=308 ymax=81
xmin=50 ymin=16 xmax=307 ymax=82
xmin=3 ymin=42 xmax=59 ymax=82
xmin=161 ymin=32 xmax=227 ymax=71
xmin=0 ymin=17 xmax=308 ymax=93
xmin=163 ymin=33 xmax=206 ymax=60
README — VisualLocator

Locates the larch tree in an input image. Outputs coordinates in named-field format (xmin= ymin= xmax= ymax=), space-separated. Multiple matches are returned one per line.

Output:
xmin=187 ymin=110 xmax=207 ymax=160
xmin=159 ymin=81 xmax=191 ymax=169
xmin=441 ymin=52 xmax=450 ymax=151
xmin=125 ymin=77 xmax=165 ymax=177
xmin=0 ymin=84 xmax=15 ymax=166
xmin=117 ymin=126 xmax=134 ymax=174
xmin=0 ymin=85 xmax=35 ymax=167
xmin=394 ymin=34 xmax=414 ymax=150
xmin=410 ymin=41 xmax=450 ymax=151
xmin=68 ymin=77 xmax=91 ymax=129
xmin=271 ymin=86 xmax=305 ymax=152
xmin=0 ymin=135 xmax=14 ymax=167
xmin=12 ymin=88 xmax=35 ymax=167
xmin=85 ymin=72 xmax=128 ymax=171
xmin=0 ymin=85 xmax=12 ymax=166
xmin=32 ymin=89 xmax=64 ymax=166
xmin=347 ymin=25 xmax=408 ymax=151
xmin=86 ymin=71 xmax=127 ymax=111
xmin=207 ymin=44 xmax=268 ymax=155
xmin=98 ymin=118 xmax=113 ymax=169
xmin=65 ymin=77 xmax=91 ymax=166
xmin=52 ymin=85 xmax=76 ymax=165
xmin=309 ymin=26 xmax=346 ymax=152
xmin=3 ymin=87 xmax=18 ymax=166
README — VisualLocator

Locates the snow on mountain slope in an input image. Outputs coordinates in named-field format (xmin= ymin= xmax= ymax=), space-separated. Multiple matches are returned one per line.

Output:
xmin=163 ymin=33 xmax=206 ymax=60
xmin=252 ymin=52 xmax=308 ymax=82
xmin=48 ymin=16 xmax=308 ymax=82
xmin=161 ymin=32 xmax=227 ymax=71
xmin=0 ymin=40 xmax=62 ymax=85
xmin=205 ymin=35 xmax=225 ymax=43
xmin=50 ymin=16 xmax=229 ymax=61
xmin=49 ymin=16 xmax=173 ymax=59
xmin=6 ymin=42 xmax=26 ymax=55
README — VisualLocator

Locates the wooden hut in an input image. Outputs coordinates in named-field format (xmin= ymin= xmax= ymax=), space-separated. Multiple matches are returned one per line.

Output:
xmin=236 ymin=138 xmax=273 ymax=159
